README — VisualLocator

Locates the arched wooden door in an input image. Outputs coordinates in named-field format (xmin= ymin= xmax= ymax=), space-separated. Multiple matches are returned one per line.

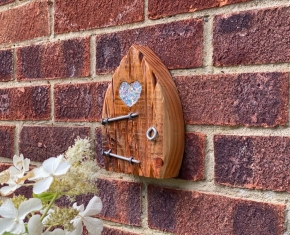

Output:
xmin=101 ymin=45 xmax=184 ymax=179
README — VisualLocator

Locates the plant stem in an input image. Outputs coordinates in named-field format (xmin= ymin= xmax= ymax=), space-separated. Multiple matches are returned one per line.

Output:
xmin=40 ymin=193 xmax=59 ymax=221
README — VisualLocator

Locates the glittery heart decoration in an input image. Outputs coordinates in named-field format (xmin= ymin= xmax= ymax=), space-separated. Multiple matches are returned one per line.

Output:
xmin=119 ymin=81 xmax=142 ymax=107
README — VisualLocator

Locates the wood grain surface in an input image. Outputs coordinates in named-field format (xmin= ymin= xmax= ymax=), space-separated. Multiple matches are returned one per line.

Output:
xmin=102 ymin=45 xmax=184 ymax=178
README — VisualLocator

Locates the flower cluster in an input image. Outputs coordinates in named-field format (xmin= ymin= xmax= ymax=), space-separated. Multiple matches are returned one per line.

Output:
xmin=0 ymin=138 xmax=103 ymax=235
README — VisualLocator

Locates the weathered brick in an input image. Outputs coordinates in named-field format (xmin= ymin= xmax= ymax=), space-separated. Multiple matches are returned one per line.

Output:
xmin=178 ymin=132 xmax=205 ymax=181
xmin=0 ymin=50 xmax=13 ymax=81
xmin=0 ymin=163 xmax=10 ymax=172
xmin=149 ymin=0 xmax=250 ymax=19
xmin=54 ymin=82 xmax=109 ymax=122
xmin=56 ymin=193 xmax=95 ymax=208
xmin=95 ymin=127 xmax=104 ymax=168
xmin=54 ymin=0 xmax=144 ymax=33
xmin=174 ymin=73 xmax=288 ymax=127
xmin=102 ymin=227 xmax=140 ymax=235
xmin=19 ymin=126 xmax=90 ymax=161
xmin=0 ymin=126 xmax=14 ymax=158
xmin=0 ymin=1 xmax=49 ymax=44
xmin=148 ymin=185 xmax=285 ymax=235
xmin=13 ymin=184 xmax=33 ymax=199
xmin=214 ymin=7 xmax=290 ymax=66
xmin=17 ymin=38 xmax=90 ymax=80
xmin=96 ymin=19 xmax=203 ymax=74
xmin=0 ymin=85 xmax=50 ymax=120
xmin=214 ymin=135 xmax=290 ymax=193
xmin=97 ymin=178 xmax=142 ymax=226
xmin=54 ymin=0 xmax=144 ymax=34
xmin=0 ymin=0 xmax=14 ymax=6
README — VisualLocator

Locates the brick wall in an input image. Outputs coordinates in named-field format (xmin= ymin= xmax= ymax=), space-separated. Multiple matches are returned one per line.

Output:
xmin=0 ymin=0 xmax=289 ymax=234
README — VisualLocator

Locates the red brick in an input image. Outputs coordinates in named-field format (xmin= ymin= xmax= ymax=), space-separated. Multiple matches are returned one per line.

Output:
xmin=0 ymin=85 xmax=50 ymax=121
xmin=214 ymin=135 xmax=290 ymax=193
xmin=54 ymin=0 xmax=144 ymax=34
xmin=0 ymin=50 xmax=13 ymax=81
xmin=0 ymin=126 xmax=14 ymax=158
xmin=0 ymin=1 xmax=49 ymax=44
xmin=214 ymin=7 xmax=290 ymax=66
xmin=174 ymin=73 xmax=288 ymax=127
xmin=54 ymin=82 xmax=109 ymax=122
xmin=0 ymin=163 xmax=11 ymax=172
xmin=96 ymin=19 xmax=203 ymax=74
xmin=19 ymin=126 xmax=90 ymax=162
xmin=97 ymin=178 xmax=142 ymax=226
xmin=13 ymin=186 xmax=33 ymax=199
xmin=102 ymin=227 xmax=140 ymax=235
xmin=56 ymin=193 xmax=95 ymax=208
xmin=148 ymin=185 xmax=285 ymax=235
xmin=0 ymin=0 xmax=14 ymax=6
xmin=149 ymin=0 xmax=251 ymax=19
xmin=17 ymin=38 xmax=90 ymax=80
xmin=178 ymin=132 xmax=205 ymax=181
xmin=95 ymin=127 xmax=104 ymax=168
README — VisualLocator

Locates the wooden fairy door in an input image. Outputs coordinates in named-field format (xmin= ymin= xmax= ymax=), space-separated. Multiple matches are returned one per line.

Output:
xmin=101 ymin=45 xmax=184 ymax=179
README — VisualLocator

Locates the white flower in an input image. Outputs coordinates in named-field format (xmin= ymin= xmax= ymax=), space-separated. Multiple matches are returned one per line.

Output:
xmin=0 ymin=169 xmax=10 ymax=185
xmin=27 ymin=215 xmax=65 ymax=235
xmin=28 ymin=215 xmax=44 ymax=235
xmin=0 ymin=177 xmax=18 ymax=196
xmin=0 ymin=198 xmax=42 ymax=234
xmin=29 ymin=155 xmax=71 ymax=194
xmin=0 ymin=154 xmax=30 ymax=196
xmin=11 ymin=154 xmax=30 ymax=176
xmin=68 ymin=196 xmax=103 ymax=235
xmin=42 ymin=229 xmax=65 ymax=235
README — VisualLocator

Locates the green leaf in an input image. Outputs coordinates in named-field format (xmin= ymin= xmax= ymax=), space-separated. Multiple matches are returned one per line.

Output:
xmin=3 ymin=232 xmax=17 ymax=235
xmin=33 ymin=192 xmax=60 ymax=202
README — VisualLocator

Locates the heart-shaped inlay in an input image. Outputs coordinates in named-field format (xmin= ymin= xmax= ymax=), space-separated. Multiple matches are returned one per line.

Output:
xmin=119 ymin=81 xmax=142 ymax=107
